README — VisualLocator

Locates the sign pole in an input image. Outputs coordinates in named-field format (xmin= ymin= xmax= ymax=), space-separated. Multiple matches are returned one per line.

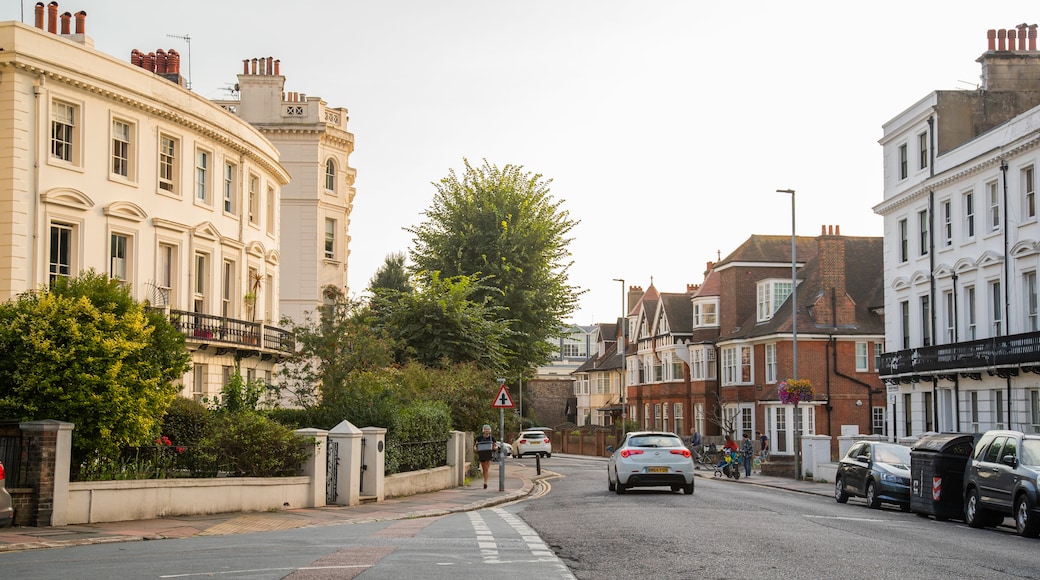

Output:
xmin=499 ymin=406 xmax=505 ymax=491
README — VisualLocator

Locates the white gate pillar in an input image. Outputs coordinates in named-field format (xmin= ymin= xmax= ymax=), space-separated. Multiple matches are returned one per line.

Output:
xmin=328 ymin=420 xmax=362 ymax=506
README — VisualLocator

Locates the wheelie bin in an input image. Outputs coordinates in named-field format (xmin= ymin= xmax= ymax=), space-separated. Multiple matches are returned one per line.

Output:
xmin=909 ymin=432 xmax=980 ymax=521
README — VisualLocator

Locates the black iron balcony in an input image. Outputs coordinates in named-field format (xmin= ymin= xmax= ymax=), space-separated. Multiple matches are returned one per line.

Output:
xmin=149 ymin=308 xmax=295 ymax=357
xmin=879 ymin=330 xmax=1040 ymax=379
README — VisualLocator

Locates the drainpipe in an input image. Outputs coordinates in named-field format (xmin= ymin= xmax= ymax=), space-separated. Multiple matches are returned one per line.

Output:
xmin=952 ymin=272 xmax=960 ymax=431
xmin=1001 ymin=159 xmax=1012 ymax=425
xmin=830 ymin=335 xmax=877 ymax=434
xmin=928 ymin=190 xmax=939 ymax=431
xmin=32 ymin=75 xmax=42 ymax=287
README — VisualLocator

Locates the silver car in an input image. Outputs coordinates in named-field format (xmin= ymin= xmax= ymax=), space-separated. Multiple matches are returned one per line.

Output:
xmin=607 ymin=431 xmax=695 ymax=495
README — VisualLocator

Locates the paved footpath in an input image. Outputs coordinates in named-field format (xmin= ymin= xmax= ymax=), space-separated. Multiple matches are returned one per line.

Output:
xmin=0 ymin=456 xmax=832 ymax=553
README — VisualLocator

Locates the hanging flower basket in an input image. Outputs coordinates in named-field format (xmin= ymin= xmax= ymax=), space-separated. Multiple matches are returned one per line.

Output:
xmin=778 ymin=379 xmax=814 ymax=405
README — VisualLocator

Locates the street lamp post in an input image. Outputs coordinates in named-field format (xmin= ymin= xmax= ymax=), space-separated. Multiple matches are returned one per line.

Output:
xmin=612 ymin=278 xmax=626 ymax=440
xmin=777 ymin=188 xmax=799 ymax=478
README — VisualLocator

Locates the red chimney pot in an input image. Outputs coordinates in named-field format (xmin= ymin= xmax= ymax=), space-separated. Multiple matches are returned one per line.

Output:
xmin=47 ymin=2 xmax=58 ymax=34
xmin=74 ymin=11 xmax=85 ymax=34
xmin=59 ymin=11 xmax=70 ymax=35
xmin=34 ymin=3 xmax=44 ymax=29
xmin=998 ymin=29 xmax=1007 ymax=51
xmin=274 ymin=59 xmax=280 ymax=75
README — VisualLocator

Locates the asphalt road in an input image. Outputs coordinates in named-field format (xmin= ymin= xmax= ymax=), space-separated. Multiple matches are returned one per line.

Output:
xmin=517 ymin=455 xmax=1040 ymax=579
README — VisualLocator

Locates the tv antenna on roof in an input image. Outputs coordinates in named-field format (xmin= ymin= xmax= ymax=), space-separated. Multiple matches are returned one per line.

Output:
xmin=166 ymin=33 xmax=192 ymax=90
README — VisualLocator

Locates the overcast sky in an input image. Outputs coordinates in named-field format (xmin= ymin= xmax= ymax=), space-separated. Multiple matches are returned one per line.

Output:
xmin=6 ymin=1 xmax=1039 ymax=325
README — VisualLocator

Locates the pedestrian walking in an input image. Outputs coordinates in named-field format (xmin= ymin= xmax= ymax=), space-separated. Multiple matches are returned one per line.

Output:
xmin=688 ymin=428 xmax=703 ymax=462
xmin=474 ymin=424 xmax=498 ymax=489
xmin=757 ymin=430 xmax=769 ymax=460
xmin=742 ymin=433 xmax=754 ymax=477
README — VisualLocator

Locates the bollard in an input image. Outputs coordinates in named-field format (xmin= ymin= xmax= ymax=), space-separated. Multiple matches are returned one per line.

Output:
xmin=536 ymin=454 xmax=541 ymax=475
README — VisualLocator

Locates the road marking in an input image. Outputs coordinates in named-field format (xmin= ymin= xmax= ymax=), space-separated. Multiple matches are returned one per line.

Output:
xmin=468 ymin=509 xmax=577 ymax=579
xmin=804 ymin=515 xmax=889 ymax=523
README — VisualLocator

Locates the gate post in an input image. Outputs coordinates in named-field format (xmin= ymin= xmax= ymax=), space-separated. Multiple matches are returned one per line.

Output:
xmin=21 ymin=420 xmax=74 ymax=526
xmin=328 ymin=420 xmax=362 ymax=506
xmin=360 ymin=426 xmax=386 ymax=501
xmin=447 ymin=431 xmax=467 ymax=487
xmin=295 ymin=428 xmax=328 ymax=507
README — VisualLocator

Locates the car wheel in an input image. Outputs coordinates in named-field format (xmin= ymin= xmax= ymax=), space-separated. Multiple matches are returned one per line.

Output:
xmin=671 ymin=485 xmax=680 ymax=492
xmin=965 ymin=487 xmax=990 ymax=528
xmin=866 ymin=480 xmax=881 ymax=509
xmin=546 ymin=453 xmax=552 ymax=459
xmin=608 ymin=475 xmax=616 ymax=492
xmin=614 ymin=468 xmax=626 ymax=494
xmin=1015 ymin=495 xmax=1040 ymax=538
xmin=835 ymin=477 xmax=849 ymax=504
xmin=900 ymin=503 xmax=911 ymax=512
xmin=683 ymin=482 xmax=695 ymax=495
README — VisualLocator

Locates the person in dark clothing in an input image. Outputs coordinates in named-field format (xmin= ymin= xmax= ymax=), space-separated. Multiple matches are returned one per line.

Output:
xmin=474 ymin=424 xmax=498 ymax=489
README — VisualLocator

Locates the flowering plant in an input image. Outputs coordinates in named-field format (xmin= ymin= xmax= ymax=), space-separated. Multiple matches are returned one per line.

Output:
xmin=778 ymin=379 xmax=814 ymax=405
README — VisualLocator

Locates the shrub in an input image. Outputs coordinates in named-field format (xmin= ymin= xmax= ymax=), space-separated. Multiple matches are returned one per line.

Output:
xmin=204 ymin=412 xmax=312 ymax=477
xmin=385 ymin=400 xmax=451 ymax=475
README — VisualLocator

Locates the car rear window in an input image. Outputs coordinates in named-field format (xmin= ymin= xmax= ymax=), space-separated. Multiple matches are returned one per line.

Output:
xmin=522 ymin=432 xmax=546 ymax=439
xmin=628 ymin=435 xmax=683 ymax=448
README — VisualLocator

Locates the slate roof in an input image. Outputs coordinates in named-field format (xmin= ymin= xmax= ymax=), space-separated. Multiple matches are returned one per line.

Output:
xmin=716 ymin=234 xmax=819 ymax=267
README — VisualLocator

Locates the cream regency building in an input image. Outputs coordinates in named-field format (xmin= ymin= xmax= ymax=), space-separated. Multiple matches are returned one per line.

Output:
xmin=875 ymin=24 xmax=1040 ymax=437
xmin=214 ymin=57 xmax=356 ymax=324
xmin=0 ymin=8 xmax=292 ymax=401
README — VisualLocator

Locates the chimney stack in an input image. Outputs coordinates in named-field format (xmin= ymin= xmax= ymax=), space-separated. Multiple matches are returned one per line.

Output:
xmin=47 ymin=1 xmax=58 ymax=34
xmin=34 ymin=2 xmax=44 ymax=29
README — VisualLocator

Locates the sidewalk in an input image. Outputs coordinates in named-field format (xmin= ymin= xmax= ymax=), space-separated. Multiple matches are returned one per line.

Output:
xmin=0 ymin=461 xmax=546 ymax=553
xmin=0 ymin=457 xmax=832 ymax=553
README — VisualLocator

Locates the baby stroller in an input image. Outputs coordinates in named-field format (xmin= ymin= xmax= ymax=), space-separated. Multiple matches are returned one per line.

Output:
xmin=713 ymin=449 xmax=742 ymax=480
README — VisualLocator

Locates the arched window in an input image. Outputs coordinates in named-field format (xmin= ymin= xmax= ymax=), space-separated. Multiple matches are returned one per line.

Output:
xmin=325 ymin=159 xmax=336 ymax=192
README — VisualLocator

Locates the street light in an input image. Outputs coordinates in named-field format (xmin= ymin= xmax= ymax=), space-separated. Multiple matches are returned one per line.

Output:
xmin=612 ymin=278 xmax=626 ymax=439
xmin=777 ymin=188 xmax=799 ymax=478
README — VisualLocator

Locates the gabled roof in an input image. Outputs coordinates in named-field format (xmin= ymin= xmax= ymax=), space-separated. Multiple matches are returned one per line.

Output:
xmin=693 ymin=268 xmax=721 ymax=298
xmin=716 ymin=234 xmax=819 ymax=267
xmin=572 ymin=340 xmax=623 ymax=373
xmin=725 ymin=235 xmax=884 ymax=340
xmin=657 ymin=291 xmax=694 ymax=336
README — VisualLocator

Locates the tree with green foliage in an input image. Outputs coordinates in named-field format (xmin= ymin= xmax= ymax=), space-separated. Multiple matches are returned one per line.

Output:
xmin=375 ymin=272 xmax=512 ymax=372
xmin=368 ymin=251 xmax=413 ymax=294
xmin=0 ymin=270 xmax=191 ymax=465
xmin=407 ymin=159 xmax=582 ymax=377
xmin=278 ymin=286 xmax=397 ymax=408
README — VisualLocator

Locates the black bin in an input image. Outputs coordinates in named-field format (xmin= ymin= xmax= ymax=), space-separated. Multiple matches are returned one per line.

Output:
xmin=909 ymin=432 xmax=980 ymax=521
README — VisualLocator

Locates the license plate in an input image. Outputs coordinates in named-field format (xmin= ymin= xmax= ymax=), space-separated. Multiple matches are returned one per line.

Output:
xmin=648 ymin=466 xmax=669 ymax=473
xmin=530 ymin=441 xmax=541 ymax=444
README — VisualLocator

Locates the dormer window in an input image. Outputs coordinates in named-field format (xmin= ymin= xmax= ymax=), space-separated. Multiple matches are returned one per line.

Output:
xmin=757 ymin=279 xmax=793 ymax=322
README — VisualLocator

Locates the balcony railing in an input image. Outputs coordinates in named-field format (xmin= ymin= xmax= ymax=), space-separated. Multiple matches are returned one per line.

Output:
xmin=150 ymin=308 xmax=295 ymax=356
xmin=879 ymin=330 xmax=1040 ymax=378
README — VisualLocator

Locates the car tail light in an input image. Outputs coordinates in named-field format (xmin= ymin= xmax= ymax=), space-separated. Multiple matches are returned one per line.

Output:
xmin=543 ymin=436 xmax=550 ymax=443
xmin=0 ymin=461 xmax=5 ymax=481
xmin=670 ymin=449 xmax=691 ymax=458
xmin=620 ymin=449 xmax=644 ymax=458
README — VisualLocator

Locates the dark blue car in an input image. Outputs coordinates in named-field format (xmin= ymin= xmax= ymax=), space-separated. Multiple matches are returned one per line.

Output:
xmin=835 ymin=441 xmax=912 ymax=510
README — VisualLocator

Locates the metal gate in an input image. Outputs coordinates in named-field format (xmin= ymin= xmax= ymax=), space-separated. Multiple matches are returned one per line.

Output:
xmin=326 ymin=439 xmax=339 ymax=504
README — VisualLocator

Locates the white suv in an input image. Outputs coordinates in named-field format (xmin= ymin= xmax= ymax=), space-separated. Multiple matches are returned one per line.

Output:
xmin=513 ymin=430 xmax=552 ymax=458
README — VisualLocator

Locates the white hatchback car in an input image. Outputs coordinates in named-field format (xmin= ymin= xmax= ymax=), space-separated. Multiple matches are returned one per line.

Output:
xmin=607 ymin=431 xmax=695 ymax=495
xmin=512 ymin=430 xmax=552 ymax=458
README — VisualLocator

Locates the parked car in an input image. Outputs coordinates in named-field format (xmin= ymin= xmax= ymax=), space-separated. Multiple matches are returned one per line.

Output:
xmin=513 ymin=430 xmax=551 ymax=458
xmin=834 ymin=441 xmax=911 ymax=510
xmin=607 ymin=431 xmax=695 ymax=495
xmin=963 ymin=429 xmax=1040 ymax=537
xmin=0 ymin=459 xmax=13 ymax=528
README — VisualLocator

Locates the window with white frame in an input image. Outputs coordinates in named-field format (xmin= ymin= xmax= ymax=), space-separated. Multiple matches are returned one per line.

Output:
xmin=757 ymin=280 xmax=792 ymax=322
xmin=221 ymin=259 xmax=234 ymax=319
xmin=968 ymin=391 xmax=980 ymax=432
xmin=158 ymin=134 xmax=178 ymax=193
xmin=48 ymin=222 xmax=75 ymax=282
xmin=674 ymin=403 xmax=683 ymax=436
xmin=193 ymin=363 xmax=205 ymax=401
xmin=965 ymin=286 xmax=977 ymax=340
xmin=325 ymin=159 xmax=336 ymax=192
xmin=670 ymin=354 xmax=683 ymax=381
xmin=899 ymin=219 xmax=908 ymax=262
xmin=898 ymin=143 xmax=908 ymax=180
xmin=158 ymin=242 xmax=175 ymax=305
xmin=940 ymin=290 xmax=953 ymax=343
xmin=765 ymin=343 xmax=777 ymax=383
xmin=994 ymin=389 xmax=1006 ymax=429
xmin=109 ymin=233 xmax=130 ymax=282
xmin=721 ymin=345 xmax=752 ymax=385
xmin=904 ymin=393 xmax=913 ymax=437
xmin=1025 ymin=166 xmax=1036 ymax=220
xmin=248 ymin=174 xmax=259 ymax=225
xmin=989 ymin=279 xmax=1002 ymax=336
xmin=706 ymin=346 xmax=716 ymax=379
xmin=111 ymin=119 xmax=132 ymax=178
xmin=855 ymin=342 xmax=868 ymax=371
xmin=644 ymin=403 xmax=650 ymax=430
xmin=195 ymin=149 xmax=211 ymax=203
xmin=923 ymin=391 xmax=934 ymax=432
xmin=872 ymin=406 xmax=886 ymax=435
xmin=900 ymin=300 xmax=910 ymax=349
xmin=874 ymin=342 xmax=883 ymax=371
xmin=987 ymin=180 xmax=1000 ymax=232
xmin=325 ymin=218 xmax=336 ymax=259
xmin=1026 ymin=271 xmax=1038 ymax=332
xmin=596 ymin=374 xmax=609 ymax=394
xmin=918 ymin=132 xmax=928 ymax=170
xmin=693 ymin=299 xmax=718 ymax=327
xmin=193 ymin=252 xmax=208 ymax=314
xmin=223 ymin=161 xmax=236 ymax=214
xmin=51 ymin=100 xmax=77 ymax=163
xmin=918 ymin=209 xmax=928 ymax=256
xmin=1031 ymin=391 xmax=1040 ymax=434
xmin=741 ymin=407 xmax=753 ymax=438
xmin=920 ymin=295 xmax=931 ymax=347
xmin=942 ymin=200 xmax=952 ymax=247
xmin=964 ymin=191 xmax=975 ymax=239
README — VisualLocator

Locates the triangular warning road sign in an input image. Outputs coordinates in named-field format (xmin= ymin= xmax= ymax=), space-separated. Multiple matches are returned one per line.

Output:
xmin=492 ymin=384 xmax=515 ymax=408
